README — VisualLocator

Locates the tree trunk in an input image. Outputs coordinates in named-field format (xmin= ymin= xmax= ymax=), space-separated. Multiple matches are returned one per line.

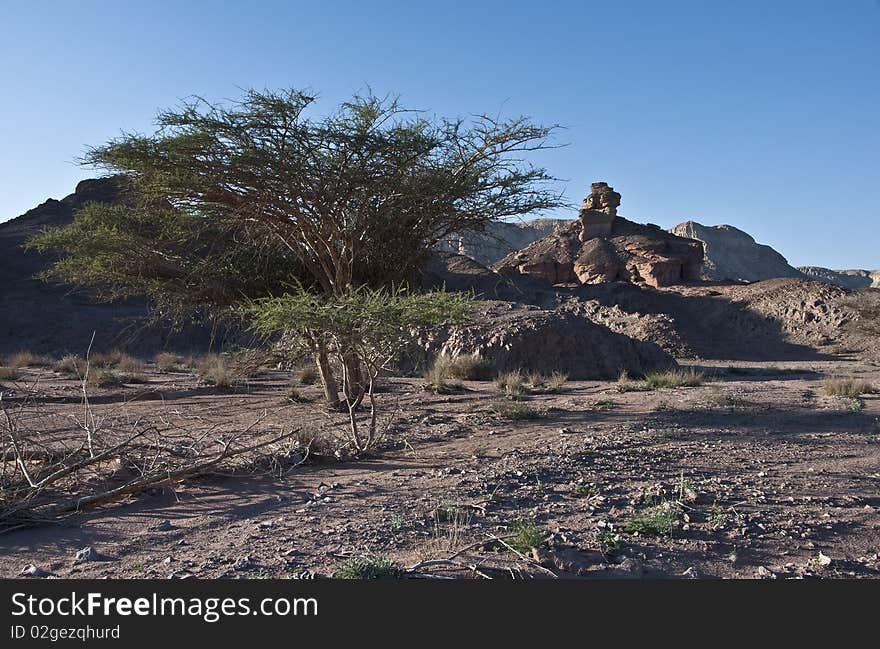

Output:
xmin=314 ymin=340 xmax=340 ymax=408
xmin=340 ymin=350 xmax=365 ymax=409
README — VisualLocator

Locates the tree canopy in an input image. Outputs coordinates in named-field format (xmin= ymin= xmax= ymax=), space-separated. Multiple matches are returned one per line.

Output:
xmin=30 ymin=88 xmax=564 ymax=304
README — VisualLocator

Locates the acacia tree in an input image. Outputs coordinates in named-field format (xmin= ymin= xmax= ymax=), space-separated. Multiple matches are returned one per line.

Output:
xmin=30 ymin=88 xmax=563 ymax=405
xmin=251 ymin=286 xmax=472 ymax=452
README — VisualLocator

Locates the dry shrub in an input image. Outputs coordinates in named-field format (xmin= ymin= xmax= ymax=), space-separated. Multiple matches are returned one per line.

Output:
xmin=54 ymin=355 xmax=85 ymax=379
xmin=6 ymin=351 xmax=53 ymax=369
xmin=424 ymin=356 xmax=462 ymax=394
xmin=495 ymin=370 xmax=526 ymax=400
xmin=643 ymin=369 xmax=704 ymax=389
xmin=445 ymin=353 xmax=493 ymax=381
xmin=87 ymin=368 xmax=125 ymax=388
xmin=89 ymin=350 xmax=124 ymax=368
xmin=297 ymin=365 xmax=318 ymax=384
xmin=0 ymin=367 xmax=21 ymax=381
xmin=823 ymin=377 xmax=875 ymax=398
xmin=525 ymin=370 xmax=568 ymax=393
xmin=116 ymin=354 xmax=144 ymax=374
xmin=196 ymin=354 xmax=236 ymax=388
xmin=231 ymin=349 xmax=270 ymax=378
xmin=155 ymin=352 xmax=182 ymax=373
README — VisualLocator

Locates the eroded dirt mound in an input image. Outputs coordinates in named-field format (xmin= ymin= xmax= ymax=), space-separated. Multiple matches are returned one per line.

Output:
xmin=416 ymin=302 xmax=674 ymax=379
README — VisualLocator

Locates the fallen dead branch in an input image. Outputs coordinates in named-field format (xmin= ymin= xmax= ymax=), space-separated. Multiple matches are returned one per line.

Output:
xmin=1 ymin=390 xmax=309 ymax=529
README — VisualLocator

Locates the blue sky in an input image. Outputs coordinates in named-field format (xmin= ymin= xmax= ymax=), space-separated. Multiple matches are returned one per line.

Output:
xmin=1 ymin=0 xmax=877 ymax=268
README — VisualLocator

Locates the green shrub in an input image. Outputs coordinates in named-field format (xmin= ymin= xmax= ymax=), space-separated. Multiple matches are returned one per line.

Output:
xmin=643 ymin=369 xmax=704 ymax=389
xmin=508 ymin=519 xmax=545 ymax=553
xmin=335 ymin=557 xmax=402 ymax=580
xmin=489 ymin=400 xmax=541 ymax=420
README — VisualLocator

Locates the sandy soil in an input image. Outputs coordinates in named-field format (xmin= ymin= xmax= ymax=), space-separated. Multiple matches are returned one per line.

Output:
xmin=2 ymin=357 xmax=878 ymax=580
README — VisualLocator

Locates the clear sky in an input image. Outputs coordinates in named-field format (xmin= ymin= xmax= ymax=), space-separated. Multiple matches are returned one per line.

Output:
xmin=1 ymin=0 xmax=877 ymax=268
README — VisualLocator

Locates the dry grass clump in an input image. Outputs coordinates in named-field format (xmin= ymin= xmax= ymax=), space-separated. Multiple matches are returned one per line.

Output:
xmin=297 ymin=365 xmax=318 ymax=384
xmin=0 ymin=367 xmax=21 ymax=381
xmin=489 ymin=399 xmax=542 ymax=420
xmin=86 ymin=368 xmax=125 ymax=388
xmin=54 ymin=355 xmax=85 ymax=379
xmin=196 ymin=354 xmax=237 ymax=388
xmin=423 ymin=356 xmax=463 ymax=394
xmin=822 ymin=377 xmax=875 ymax=398
xmin=230 ymin=349 xmax=270 ymax=378
xmin=5 ymin=351 xmax=54 ymax=369
xmin=644 ymin=369 xmax=704 ymax=389
xmin=496 ymin=370 xmax=526 ymax=400
xmin=154 ymin=352 xmax=183 ymax=373
xmin=445 ymin=353 xmax=494 ymax=381
xmin=525 ymin=370 xmax=568 ymax=393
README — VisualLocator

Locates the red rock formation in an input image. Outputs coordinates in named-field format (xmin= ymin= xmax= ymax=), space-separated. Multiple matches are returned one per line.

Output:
xmin=494 ymin=182 xmax=703 ymax=288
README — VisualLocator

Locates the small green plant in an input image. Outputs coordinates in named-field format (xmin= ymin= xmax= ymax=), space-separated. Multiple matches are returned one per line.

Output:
xmin=508 ymin=518 xmax=545 ymax=554
xmin=592 ymin=398 xmax=615 ymax=411
xmin=625 ymin=504 xmax=677 ymax=537
xmin=708 ymin=506 xmax=728 ymax=530
xmin=155 ymin=352 xmax=182 ymax=372
xmin=574 ymin=483 xmax=599 ymax=498
xmin=489 ymin=399 xmax=541 ymax=420
xmin=597 ymin=527 xmax=622 ymax=552
xmin=389 ymin=514 xmax=408 ymax=532
xmin=496 ymin=370 xmax=526 ymax=400
xmin=644 ymin=369 xmax=704 ymax=389
xmin=335 ymin=556 xmax=403 ymax=579
xmin=845 ymin=397 xmax=864 ymax=413
xmin=823 ymin=377 xmax=874 ymax=398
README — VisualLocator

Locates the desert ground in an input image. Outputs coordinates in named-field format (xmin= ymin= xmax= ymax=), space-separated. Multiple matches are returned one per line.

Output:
xmin=2 ymin=348 xmax=878 ymax=580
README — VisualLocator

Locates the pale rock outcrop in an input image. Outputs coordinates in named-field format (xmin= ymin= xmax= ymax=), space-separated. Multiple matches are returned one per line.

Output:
xmin=669 ymin=221 xmax=802 ymax=282
xmin=797 ymin=267 xmax=880 ymax=290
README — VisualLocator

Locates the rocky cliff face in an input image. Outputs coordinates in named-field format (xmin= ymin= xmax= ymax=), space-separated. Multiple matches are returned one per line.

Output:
xmin=494 ymin=183 xmax=704 ymax=288
xmin=436 ymin=218 xmax=571 ymax=266
xmin=669 ymin=221 xmax=803 ymax=283
xmin=797 ymin=267 xmax=880 ymax=290
xmin=0 ymin=178 xmax=218 ymax=356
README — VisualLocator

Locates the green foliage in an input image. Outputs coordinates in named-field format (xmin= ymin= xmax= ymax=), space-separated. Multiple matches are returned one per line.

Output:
xmin=625 ymin=505 xmax=678 ymax=537
xmin=489 ymin=399 xmax=542 ymax=420
xmin=252 ymin=286 xmax=472 ymax=451
xmin=335 ymin=557 xmax=403 ymax=580
xmin=252 ymin=285 xmax=470 ymax=346
xmin=30 ymin=88 xmax=562 ymax=311
xmin=643 ymin=369 xmax=704 ymax=389
xmin=508 ymin=519 xmax=545 ymax=553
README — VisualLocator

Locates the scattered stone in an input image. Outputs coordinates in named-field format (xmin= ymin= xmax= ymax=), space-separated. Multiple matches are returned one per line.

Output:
xmin=150 ymin=519 xmax=174 ymax=532
xmin=74 ymin=547 xmax=98 ymax=563
xmin=21 ymin=564 xmax=49 ymax=578
xmin=817 ymin=552 xmax=833 ymax=568
xmin=755 ymin=566 xmax=777 ymax=579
